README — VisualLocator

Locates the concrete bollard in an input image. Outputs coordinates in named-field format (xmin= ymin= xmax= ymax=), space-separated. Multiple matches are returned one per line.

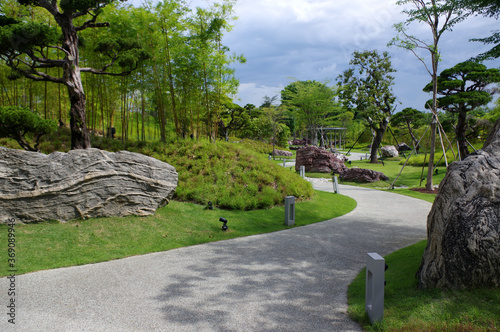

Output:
xmin=333 ymin=175 xmax=339 ymax=194
xmin=366 ymin=252 xmax=385 ymax=324
xmin=300 ymin=166 xmax=305 ymax=178
xmin=284 ymin=196 xmax=295 ymax=226
xmin=283 ymin=158 xmax=286 ymax=167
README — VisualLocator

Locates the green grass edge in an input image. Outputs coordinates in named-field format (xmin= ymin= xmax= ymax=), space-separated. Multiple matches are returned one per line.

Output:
xmin=1 ymin=189 xmax=356 ymax=277
xmin=347 ymin=240 xmax=500 ymax=331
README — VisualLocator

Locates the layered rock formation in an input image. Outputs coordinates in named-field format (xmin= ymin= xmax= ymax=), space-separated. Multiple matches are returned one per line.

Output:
xmin=417 ymin=118 xmax=500 ymax=289
xmin=295 ymin=146 xmax=346 ymax=173
xmin=272 ymin=149 xmax=293 ymax=157
xmin=0 ymin=148 xmax=178 ymax=223
xmin=342 ymin=168 xmax=389 ymax=183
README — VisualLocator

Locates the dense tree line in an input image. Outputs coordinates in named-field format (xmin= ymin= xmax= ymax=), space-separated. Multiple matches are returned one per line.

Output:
xmin=0 ymin=0 xmax=243 ymax=147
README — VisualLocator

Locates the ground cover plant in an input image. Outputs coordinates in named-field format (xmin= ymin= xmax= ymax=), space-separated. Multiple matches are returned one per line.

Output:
xmin=93 ymin=137 xmax=314 ymax=210
xmin=0 ymin=190 xmax=356 ymax=276
xmin=347 ymin=240 xmax=500 ymax=331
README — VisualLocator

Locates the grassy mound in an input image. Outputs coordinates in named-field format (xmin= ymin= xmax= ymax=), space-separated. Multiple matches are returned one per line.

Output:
xmin=122 ymin=139 xmax=313 ymax=210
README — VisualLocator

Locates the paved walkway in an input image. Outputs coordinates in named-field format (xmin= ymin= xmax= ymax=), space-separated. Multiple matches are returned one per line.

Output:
xmin=1 ymin=183 xmax=431 ymax=332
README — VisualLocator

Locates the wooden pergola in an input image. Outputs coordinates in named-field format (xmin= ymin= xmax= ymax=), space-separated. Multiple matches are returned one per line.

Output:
xmin=316 ymin=127 xmax=347 ymax=150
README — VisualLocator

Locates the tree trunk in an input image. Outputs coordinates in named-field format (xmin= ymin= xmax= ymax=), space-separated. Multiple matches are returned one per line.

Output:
xmin=426 ymin=45 xmax=439 ymax=190
xmin=370 ymin=127 xmax=385 ymax=163
xmin=57 ymin=13 xmax=90 ymax=149
xmin=69 ymin=89 xmax=90 ymax=149
xmin=456 ymin=109 xmax=469 ymax=160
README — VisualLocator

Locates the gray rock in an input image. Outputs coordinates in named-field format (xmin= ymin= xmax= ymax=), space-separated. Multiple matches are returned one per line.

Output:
xmin=341 ymin=168 xmax=389 ymax=183
xmin=381 ymin=145 xmax=399 ymax=158
xmin=295 ymin=146 xmax=346 ymax=173
xmin=0 ymin=148 xmax=178 ymax=223
xmin=417 ymin=117 xmax=500 ymax=289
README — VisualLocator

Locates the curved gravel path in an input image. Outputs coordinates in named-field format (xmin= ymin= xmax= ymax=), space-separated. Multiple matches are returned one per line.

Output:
xmin=1 ymin=182 xmax=431 ymax=332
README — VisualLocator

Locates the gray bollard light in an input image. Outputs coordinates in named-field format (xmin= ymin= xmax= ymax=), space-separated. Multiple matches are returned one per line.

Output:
xmin=333 ymin=175 xmax=339 ymax=194
xmin=283 ymin=158 xmax=286 ymax=167
xmin=366 ymin=252 xmax=385 ymax=324
xmin=300 ymin=165 xmax=305 ymax=178
xmin=284 ymin=196 xmax=295 ymax=226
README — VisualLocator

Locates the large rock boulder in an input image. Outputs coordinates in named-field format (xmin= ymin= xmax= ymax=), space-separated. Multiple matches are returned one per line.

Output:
xmin=295 ymin=146 xmax=346 ymax=173
xmin=342 ymin=168 xmax=389 ymax=183
xmin=381 ymin=145 xmax=399 ymax=158
xmin=0 ymin=148 xmax=178 ymax=223
xmin=417 ymin=118 xmax=500 ymax=289
xmin=272 ymin=149 xmax=293 ymax=157
xmin=397 ymin=142 xmax=412 ymax=152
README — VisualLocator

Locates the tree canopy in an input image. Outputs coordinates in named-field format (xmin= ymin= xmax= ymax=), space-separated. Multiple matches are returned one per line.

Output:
xmin=423 ymin=61 xmax=500 ymax=159
xmin=281 ymin=80 xmax=339 ymax=146
xmin=0 ymin=0 xmax=149 ymax=149
xmin=337 ymin=50 xmax=397 ymax=163
xmin=0 ymin=105 xmax=56 ymax=151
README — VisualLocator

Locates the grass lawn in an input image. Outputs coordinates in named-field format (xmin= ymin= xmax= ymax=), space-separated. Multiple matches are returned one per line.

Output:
xmin=348 ymin=241 xmax=500 ymax=331
xmin=305 ymin=158 xmax=441 ymax=203
xmin=1 ymin=190 xmax=356 ymax=277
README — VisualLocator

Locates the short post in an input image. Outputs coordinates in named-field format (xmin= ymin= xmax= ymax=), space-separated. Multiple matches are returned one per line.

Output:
xmin=300 ymin=166 xmax=305 ymax=178
xmin=283 ymin=158 xmax=286 ymax=167
xmin=333 ymin=175 xmax=339 ymax=194
xmin=366 ymin=253 xmax=385 ymax=324
xmin=284 ymin=196 xmax=295 ymax=226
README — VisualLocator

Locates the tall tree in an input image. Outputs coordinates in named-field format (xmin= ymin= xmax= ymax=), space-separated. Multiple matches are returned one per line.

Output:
xmin=337 ymin=50 xmax=397 ymax=163
xmin=390 ymin=0 xmax=469 ymax=189
xmin=423 ymin=61 xmax=500 ymax=159
xmin=281 ymin=80 xmax=338 ymax=146
xmin=0 ymin=0 xmax=148 ymax=149
xmin=391 ymin=107 xmax=426 ymax=151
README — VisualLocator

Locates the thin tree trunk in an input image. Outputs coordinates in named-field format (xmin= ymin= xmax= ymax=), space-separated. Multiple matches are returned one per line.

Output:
xmin=456 ymin=109 xmax=469 ymax=160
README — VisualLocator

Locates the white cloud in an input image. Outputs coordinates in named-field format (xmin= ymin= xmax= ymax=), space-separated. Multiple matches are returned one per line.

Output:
xmin=224 ymin=0 xmax=500 ymax=109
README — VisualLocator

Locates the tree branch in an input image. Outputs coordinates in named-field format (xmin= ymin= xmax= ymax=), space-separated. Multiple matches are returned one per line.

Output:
xmin=75 ymin=21 xmax=110 ymax=31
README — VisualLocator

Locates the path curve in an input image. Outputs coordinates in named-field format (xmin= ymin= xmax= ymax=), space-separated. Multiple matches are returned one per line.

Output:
xmin=1 ymin=183 xmax=431 ymax=332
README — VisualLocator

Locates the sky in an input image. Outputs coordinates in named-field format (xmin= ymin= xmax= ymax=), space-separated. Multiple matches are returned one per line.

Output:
xmin=132 ymin=0 xmax=500 ymax=111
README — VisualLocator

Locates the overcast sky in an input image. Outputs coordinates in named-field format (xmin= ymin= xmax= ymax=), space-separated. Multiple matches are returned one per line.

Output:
xmin=132 ymin=0 xmax=500 ymax=111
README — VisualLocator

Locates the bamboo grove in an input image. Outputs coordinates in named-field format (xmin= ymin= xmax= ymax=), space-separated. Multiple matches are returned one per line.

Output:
xmin=0 ymin=0 xmax=245 ymax=143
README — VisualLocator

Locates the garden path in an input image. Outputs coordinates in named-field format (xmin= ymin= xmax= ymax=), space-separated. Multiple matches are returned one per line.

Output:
xmin=1 ymin=183 xmax=431 ymax=332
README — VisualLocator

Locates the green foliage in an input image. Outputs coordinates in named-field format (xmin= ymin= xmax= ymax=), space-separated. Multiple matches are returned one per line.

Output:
xmin=281 ymin=80 xmax=340 ymax=140
xmin=0 ymin=20 xmax=59 ymax=54
xmin=337 ymin=50 xmax=397 ymax=162
xmin=399 ymin=150 xmax=459 ymax=167
xmin=91 ymin=138 xmax=313 ymax=210
xmin=0 ymin=106 xmax=56 ymax=151
xmin=423 ymin=61 xmax=500 ymax=112
xmin=337 ymin=50 xmax=396 ymax=124
xmin=348 ymin=240 xmax=500 ymax=331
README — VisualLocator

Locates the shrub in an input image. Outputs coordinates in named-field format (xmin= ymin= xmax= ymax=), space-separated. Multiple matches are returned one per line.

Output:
xmin=0 ymin=106 xmax=57 ymax=151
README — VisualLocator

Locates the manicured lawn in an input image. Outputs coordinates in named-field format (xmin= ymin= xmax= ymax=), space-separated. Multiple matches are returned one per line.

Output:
xmin=1 ymin=190 xmax=356 ymax=277
xmin=348 ymin=241 xmax=500 ymax=331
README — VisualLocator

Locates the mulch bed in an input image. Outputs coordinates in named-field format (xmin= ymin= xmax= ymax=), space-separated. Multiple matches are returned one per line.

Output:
xmin=410 ymin=187 xmax=439 ymax=195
